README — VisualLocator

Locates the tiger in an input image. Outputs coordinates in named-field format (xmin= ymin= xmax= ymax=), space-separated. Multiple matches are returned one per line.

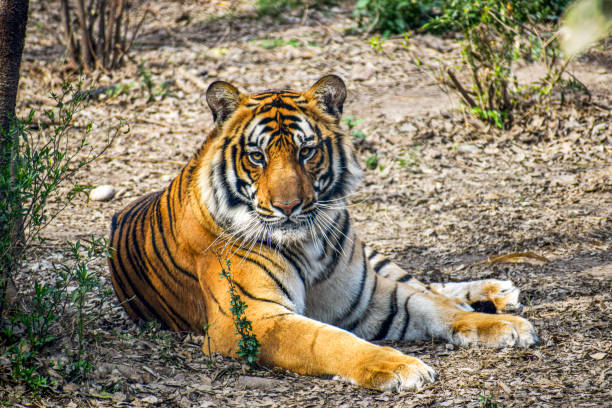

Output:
xmin=108 ymin=75 xmax=539 ymax=391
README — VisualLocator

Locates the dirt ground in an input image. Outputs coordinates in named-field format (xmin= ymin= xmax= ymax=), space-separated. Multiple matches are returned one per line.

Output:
xmin=2 ymin=0 xmax=611 ymax=406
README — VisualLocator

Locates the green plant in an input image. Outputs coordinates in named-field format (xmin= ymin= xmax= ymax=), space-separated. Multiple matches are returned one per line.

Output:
xmin=138 ymin=61 xmax=171 ymax=102
xmin=2 ymin=237 xmax=113 ymax=387
xmin=398 ymin=146 xmax=420 ymax=167
xmin=0 ymin=81 xmax=118 ymax=317
xmin=478 ymin=393 xmax=502 ymax=408
xmin=342 ymin=115 xmax=367 ymax=142
xmin=217 ymin=257 xmax=261 ymax=369
xmin=201 ymin=322 xmax=216 ymax=368
xmin=364 ymin=153 xmax=379 ymax=170
xmin=373 ymin=0 xmax=581 ymax=129
xmin=354 ymin=0 xmax=444 ymax=35
xmin=354 ymin=0 xmax=572 ymax=36
xmin=61 ymin=238 xmax=113 ymax=381
xmin=105 ymin=82 xmax=135 ymax=98
xmin=256 ymin=0 xmax=338 ymax=17
xmin=0 ymin=81 xmax=121 ymax=391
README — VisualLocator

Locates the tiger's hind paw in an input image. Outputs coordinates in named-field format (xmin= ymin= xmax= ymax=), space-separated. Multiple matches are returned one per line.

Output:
xmin=451 ymin=312 xmax=539 ymax=348
xmin=431 ymin=279 xmax=521 ymax=312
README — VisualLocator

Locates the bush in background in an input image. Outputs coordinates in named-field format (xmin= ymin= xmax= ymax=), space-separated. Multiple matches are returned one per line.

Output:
xmin=355 ymin=0 xmax=573 ymax=35
xmin=370 ymin=0 xmax=583 ymax=128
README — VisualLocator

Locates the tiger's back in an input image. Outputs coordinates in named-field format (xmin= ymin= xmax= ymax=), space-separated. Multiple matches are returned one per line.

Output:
xmin=108 ymin=161 xmax=208 ymax=333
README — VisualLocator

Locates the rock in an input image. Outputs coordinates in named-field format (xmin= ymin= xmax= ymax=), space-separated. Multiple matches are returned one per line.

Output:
xmin=236 ymin=375 xmax=280 ymax=390
xmin=456 ymin=144 xmax=480 ymax=154
xmin=90 ymin=185 xmax=116 ymax=201
xmin=111 ymin=392 xmax=126 ymax=403
xmin=551 ymin=174 xmax=577 ymax=186
xmin=400 ymin=122 xmax=417 ymax=133
xmin=63 ymin=383 xmax=79 ymax=393
xmin=141 ymin=395 xmax=159 ymax=404
xmin=350 ymin=62 xmax=376 ymax=81
xmin=592 ymin=123 xmax=608 ymax=136
xmin=565 ymin=118 xmax=581 ymax=129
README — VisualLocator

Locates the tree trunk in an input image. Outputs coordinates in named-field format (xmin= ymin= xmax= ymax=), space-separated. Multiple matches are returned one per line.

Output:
xmin=0 ymin=0 xmax=29 ymax=134
xmin=0 ymin=0 xmax=29 ymax=316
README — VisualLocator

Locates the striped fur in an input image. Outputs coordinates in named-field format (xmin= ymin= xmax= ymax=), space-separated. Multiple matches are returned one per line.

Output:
xmin=108 ymin=75 xmax=538 ymax=391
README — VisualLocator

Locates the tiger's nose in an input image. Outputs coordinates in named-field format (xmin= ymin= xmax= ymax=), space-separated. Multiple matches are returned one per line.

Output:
xmin=272 ymin=199 xmax=302 ymax=216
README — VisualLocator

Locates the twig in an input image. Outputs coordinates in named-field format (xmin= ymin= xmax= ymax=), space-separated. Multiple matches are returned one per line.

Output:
xmin=446 ymin=67 xmax=477 ymax=108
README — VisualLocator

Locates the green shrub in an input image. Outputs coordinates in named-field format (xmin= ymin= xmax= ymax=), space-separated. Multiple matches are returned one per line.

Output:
xmin=354 ymin=0 xmax=444 ymax=35
xmin=0 ymin=82 xmax=117 ymax=313
xmin=0 ymin=82 xmax=121 ymax=391
xmin=3 ymin=238 xmax=113 ymax=390
xmin=373 ymin=0 xmax=580 ymax=128
xmin=355 ymin=0 xmax=573 ymax=35
xmin=257 ymin=0 xmax=337 ymax=17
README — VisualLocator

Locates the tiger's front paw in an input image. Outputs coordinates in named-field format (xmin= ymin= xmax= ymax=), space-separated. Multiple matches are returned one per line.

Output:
xmin=339 ymin=346 xmax=436 ymax=391
xmin=451 ymin=312 xmax=539 ymax=348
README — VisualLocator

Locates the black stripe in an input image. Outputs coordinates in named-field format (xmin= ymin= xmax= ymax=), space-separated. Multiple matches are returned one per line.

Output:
xmin=112 ymin=199 xmax=169 ymax=325
xmin=126 ymin=195 xmax=191 ymax=329
xmin=346 ymin=274 xmax=378 ymax=331
xmin=373 ymin=259 xmax=391 ymax=273
xmin=257 ymin=117 xmax=275 ymax=125
xmin=219 ymin=137 xmax=243 ymax=208
xmin=279 ymin=248 xmax=306 ymax=283
xmin=400 ymin=293 xmax=414 ymax=340
xmin=201 ymin=283 xmax=227 ymax=316
xmin=367 ymin=249 xmax=379 ymax=260
xmin=372 ymin=284 xmax=398 ymax=340
xmin=270 ymin=98 xmax=298 ymax=111
xmin=397 ymin=274 xmax=412 ymax=283
xmin=280 ymin=115 xmax=301 ymax=122
xmin=237 ymin=254 xmax=293 ymax=304
xmin=233 ymin=281 xmax=290 ymax=309
xmin=252 ymin=93 xmax=276 ymax=100
xmin=115 ymin=193 xmax=158 ymax=231
xmin=314 ymin=211 xmax=350 ymax=284
xmin=154 ymin=201 xmax=199 ymax=282
xmin=337 ymin=244 xmax=368 ymax=323
xmin=145 ymin=200 xmax=187 ymax=293
xmin=165 ymin=188 xmax=176 ymax=239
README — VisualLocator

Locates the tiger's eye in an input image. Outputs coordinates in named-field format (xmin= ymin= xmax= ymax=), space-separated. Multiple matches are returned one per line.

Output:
xmin=248 ymin=151 xmax=264 ymax=163
xmin=300 ymin=147 xmax=315 ymax=160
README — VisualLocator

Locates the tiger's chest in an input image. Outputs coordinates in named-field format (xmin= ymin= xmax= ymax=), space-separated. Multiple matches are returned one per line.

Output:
xmin=277 ymin=220 xmax=361 ymax=323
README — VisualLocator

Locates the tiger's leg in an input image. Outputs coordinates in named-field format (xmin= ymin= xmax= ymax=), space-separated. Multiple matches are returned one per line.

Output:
xmin=316 ymin=244 xmax=539 ymax=347
xmin=365 ymin=248 xmax=521 ymax=312
xmin=201 ymin=261 xmax=435 ymax=392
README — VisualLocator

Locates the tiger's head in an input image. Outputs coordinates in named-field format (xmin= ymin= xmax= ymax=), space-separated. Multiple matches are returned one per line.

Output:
xmin=198 ymin=75 xmax=362 ymax=246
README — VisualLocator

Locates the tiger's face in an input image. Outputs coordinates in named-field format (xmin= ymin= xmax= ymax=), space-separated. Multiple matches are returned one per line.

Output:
xmin=201 ymin=75 xmax=362 ymax=245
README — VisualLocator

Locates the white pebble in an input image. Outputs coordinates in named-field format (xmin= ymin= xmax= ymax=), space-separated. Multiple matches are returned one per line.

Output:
xmin=457 ymin=144 xmax=480 ymax=154
xmin=90 ymin=185 xmax=116 ymax=201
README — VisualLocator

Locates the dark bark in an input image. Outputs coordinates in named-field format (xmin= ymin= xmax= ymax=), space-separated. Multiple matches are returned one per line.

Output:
xmin=0 ymin=0 xmax=29 ymax=134
xmin=0 ymin=0 xmax=29 ymax=316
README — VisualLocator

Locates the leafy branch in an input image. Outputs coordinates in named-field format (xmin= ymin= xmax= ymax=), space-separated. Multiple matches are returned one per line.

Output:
xmin=216 ymin=254 xmax=261 ymax=369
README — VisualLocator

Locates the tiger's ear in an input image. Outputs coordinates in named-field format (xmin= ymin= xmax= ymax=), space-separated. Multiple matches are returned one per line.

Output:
xmin=307 ymin=75 xmax=347 ymax=120
xmin=206 ymin=81 xmax=242 ymax=126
